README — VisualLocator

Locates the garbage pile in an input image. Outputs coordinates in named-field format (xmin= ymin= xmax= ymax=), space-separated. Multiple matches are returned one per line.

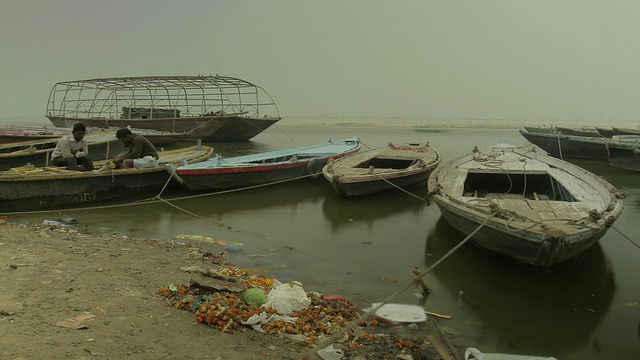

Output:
xmin=157 ymin=267 xmax=359 ymax=341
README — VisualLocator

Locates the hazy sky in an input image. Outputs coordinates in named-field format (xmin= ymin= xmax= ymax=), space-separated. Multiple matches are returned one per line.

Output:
xmin=2 ymin=0 xmax=640 ymax=121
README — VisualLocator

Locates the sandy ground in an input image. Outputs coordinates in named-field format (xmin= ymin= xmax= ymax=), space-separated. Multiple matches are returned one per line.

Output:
xmin=0 ymin=223 xmax=456 ymax=360
xmin=0 ymin=223 xmax=308 ymax=359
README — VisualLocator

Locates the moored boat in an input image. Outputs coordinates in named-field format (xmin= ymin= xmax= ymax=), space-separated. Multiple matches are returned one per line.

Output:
xmin=0 ymin=132 xmax=124 ymax=171
xmin=523 ymin=125 xmax=556 ymax=134
xmin=607 ymin=142 xmax=640 ymax=172
xmin=427 ymin=143 xmax=624 ymax=267
xmin=520 ymin=129 xmax=640 ymax=162
xmin=45 ymin=75 xmax=281 ymax=141
xmin=0 ymin=144 xmax=214 ymax=212
xmin=0 ymin=125 xmax=188 ymax=146
xmin=322 ymin=142 xmax=441 ymax=197
xmin=555 ymin=126 xmax=602 ymax=137
xmin=171 ymin=138 xmax=361 ymax=191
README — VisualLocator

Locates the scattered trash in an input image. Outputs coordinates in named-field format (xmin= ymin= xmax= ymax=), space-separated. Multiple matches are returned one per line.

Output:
xmin=42 ymin=220 xmax=69 ymax=227
xmin=465 ymin=347 xmax=558 ymax=360
xmin=56 ymin=313 xmax=97 ymax=330
xmin=242 ymin=288 xmax=268 ymax=306
xmin=241 ymin=312 xmax=297 ymax=332
xmin=0 ymin=310 xmax=15 ymax=315
xmin=224 ymin=243 xmax=242 ymax=252
xmin=263 ymin=281 xmax=311 ymax=315
xmin=362 ymin=303 xmax=427 ymax=326
xmin=316 ymin=343 xmax=345 ymax=360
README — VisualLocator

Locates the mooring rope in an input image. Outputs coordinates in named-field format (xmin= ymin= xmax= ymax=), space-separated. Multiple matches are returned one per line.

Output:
xmin=299 ymin=212 xmax=498 ymax=358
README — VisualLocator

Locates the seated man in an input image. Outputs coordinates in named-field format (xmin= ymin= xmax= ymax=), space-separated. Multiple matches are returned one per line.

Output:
xmin=112 ymin=128 xmax=159 ymax=169
xmin=51 ymin=123 xmax=94 ymax=171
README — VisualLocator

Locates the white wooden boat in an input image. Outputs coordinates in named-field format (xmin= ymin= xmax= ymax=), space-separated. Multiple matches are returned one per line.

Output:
xmin=322 ymin=142 xmax=441 ymax=197
xmin=427 ymin=143 xmax=624 ymax=267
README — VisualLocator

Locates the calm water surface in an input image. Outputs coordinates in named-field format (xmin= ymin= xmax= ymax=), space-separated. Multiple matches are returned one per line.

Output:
xmin=8 ymin=123 xmax=640 ymax=359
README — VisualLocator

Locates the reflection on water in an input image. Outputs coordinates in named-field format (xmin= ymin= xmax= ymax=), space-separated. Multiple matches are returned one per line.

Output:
xmin=321 ymin=184 xmax=427 ymax=232
xmin=425 ymin=216 xmax=614 ymax=356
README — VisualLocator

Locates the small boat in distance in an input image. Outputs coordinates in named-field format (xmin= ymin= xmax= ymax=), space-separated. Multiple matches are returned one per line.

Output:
xmin=171 ymin=138 xmax=361 ymax=191
xmin=427 ymin=143 xmax=624 ymax=267
xmin=0 ymin=144 xmax=214 ymax=212
xmin=322 ymin=142 xmax=441 ymax=197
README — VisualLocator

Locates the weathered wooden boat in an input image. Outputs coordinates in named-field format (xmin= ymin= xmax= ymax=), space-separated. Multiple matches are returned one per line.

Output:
xmin=607 ymin=141 xmax=640 ymax=172
xmin=555 ymin=126 xmax=602 ymax=137
xmin=46 ymin=75 xmax=281 ymax=141
xmin=611 ymin=126 xmax=640 ymax=136
xmin=519 ymin=129 xmax=611 ymax=160
xmin=0 ymin=125 xmax=188 ymax=146
xmin=427 ymin=143 xmax=624 ymax=267
xmin=322 ymin=142 xmax=441 ymax=197
xmin=0 ymin=144 xmax=214 ymax=212
xmin=595 ymin=127 xmax=615 ymax=138
xmin=0 ymin=132 xmax=124 ymax=171
xmin=171 ymin=138 xmax=361 ymax=191
xmin=520 ymin=129 xmax=640 ymax=162
xmin=523 ymin=125 xmax=557 ymax=134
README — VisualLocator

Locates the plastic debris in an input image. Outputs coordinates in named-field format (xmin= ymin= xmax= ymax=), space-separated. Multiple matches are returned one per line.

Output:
xmin=368 ymin=303 xmax=427 ymax=323
xmin=241 ymin=311 xmax=297 ymax=332
xmin=42 ymin=220 xmax=69 ymax=227
xmin=224 ymin=243 xmax=242 ymax=252
xmin=262 ymin=281 xmax=311 ymax=315
xmin=316 ymin=344 xmax=345 ymax=360
xmin=465 ymin=347 xmax=558 ymax=360
xmin=242 ymin=288 xmax=268 ymax=306
xmin=56 ymin=313 xmax=97 ymax=329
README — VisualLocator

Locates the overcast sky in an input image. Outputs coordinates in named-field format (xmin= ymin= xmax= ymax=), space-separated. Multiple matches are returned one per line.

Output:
xmin=2 ymin=0 xmax=640 ymax=121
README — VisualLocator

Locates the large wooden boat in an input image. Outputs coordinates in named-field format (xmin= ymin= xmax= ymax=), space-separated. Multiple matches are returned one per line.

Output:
xmin=45 ymin=75 xmax=281 ymax=141
xmin=0 ymin=132 xmax=124 ymax=171
xmin=322 ymin=142 xmax=441 ymax=197
xmin=0 ymin=144 xmax=213 ymax=212
xmin=427 ymin=143 xmax=624 ymax=267
xmin=172 ymin=138 xmax=361 ymax=191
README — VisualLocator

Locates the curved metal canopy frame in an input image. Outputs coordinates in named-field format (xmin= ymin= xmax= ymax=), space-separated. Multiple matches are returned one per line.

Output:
xmin=46 ymin=75 xmax=280 ymax=120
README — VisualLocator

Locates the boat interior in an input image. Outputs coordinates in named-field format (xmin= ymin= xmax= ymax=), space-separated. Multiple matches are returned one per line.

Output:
xmin=462 ymin=172 xmax=576 ymax=202
xmin=355 ymin=157 xmax=416 ymax=169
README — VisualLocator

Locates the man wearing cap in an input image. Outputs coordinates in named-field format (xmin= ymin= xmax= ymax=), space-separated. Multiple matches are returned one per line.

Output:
xmin=51 ymin=123 xmax=94 ymax=171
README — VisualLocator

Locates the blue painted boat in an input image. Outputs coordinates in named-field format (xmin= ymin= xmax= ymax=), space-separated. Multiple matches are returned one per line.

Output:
xmin=172 ymin=138 xmax=361 ymax=191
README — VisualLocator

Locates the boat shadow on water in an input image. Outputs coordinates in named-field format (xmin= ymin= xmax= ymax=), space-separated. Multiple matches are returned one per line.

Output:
xmin=424 ymin=216 xmax=615 ymax=354
xmin=321 ymin=183 xmax=428 ymax=232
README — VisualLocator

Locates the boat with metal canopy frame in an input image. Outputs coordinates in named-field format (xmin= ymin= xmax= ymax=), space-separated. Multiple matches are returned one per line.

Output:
xmin=45 ymin=75 xmax=281 ymax=141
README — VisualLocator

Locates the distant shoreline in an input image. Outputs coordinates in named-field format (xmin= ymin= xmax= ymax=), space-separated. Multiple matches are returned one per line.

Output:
xmin=1 ymin=115 xmax=636 ymax=130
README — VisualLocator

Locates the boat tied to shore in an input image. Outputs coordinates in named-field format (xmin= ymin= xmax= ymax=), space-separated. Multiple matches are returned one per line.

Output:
xmin=171 ymin=138 xmax=361 ymax=191
xmin=322 ymin=142 xmax=441 ymax=197
xmin=427 ymin=143 xmax=624 ymax=267
xmin=0 ymin=144 xmax=214 ymax=212
xmin=45 ymin=75 xmax=281 ymax=141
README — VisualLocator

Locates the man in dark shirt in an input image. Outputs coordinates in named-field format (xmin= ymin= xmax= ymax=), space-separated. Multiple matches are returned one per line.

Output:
xmin=112 ymin=128 xmax=159 ymax=169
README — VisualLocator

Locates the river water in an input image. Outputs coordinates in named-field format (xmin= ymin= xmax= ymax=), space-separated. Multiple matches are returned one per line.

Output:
xmin=5 ymin=120 xmax=640 ymax=359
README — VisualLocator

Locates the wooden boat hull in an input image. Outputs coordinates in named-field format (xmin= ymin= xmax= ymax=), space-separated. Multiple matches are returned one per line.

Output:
xmin=607 ymin=143 xmax=640 ymax=172
xmin=519 ymin=130 xmax=609 ymax=160
xmin=427 ymin=143 xmax=623 ymax=267
xmin=174 ymin=138 xmax=361 ymax=191
xmin=523 ymin=126 xmax=556 ymax=134
xmin=434 ymin=200 xmax=609 ymax=266
xmin=0 ymin=145 xmax=213 ymax=212
xmin=555 ymin=126 xmax=602 ymax=137
xmin=322 ymin=143 xmax=441 ymax=197
xmin=47 ymin=115 xmax=280 ymax=142
xmin=0 ymin=133 xmax=124 ymax=171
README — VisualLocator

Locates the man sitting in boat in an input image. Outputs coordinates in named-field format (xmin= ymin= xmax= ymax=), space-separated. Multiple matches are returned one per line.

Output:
xmin=50 ymin=123 xmax=94 ymax=171
xmin=112 ymin=128 xmax=159 ymax=169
